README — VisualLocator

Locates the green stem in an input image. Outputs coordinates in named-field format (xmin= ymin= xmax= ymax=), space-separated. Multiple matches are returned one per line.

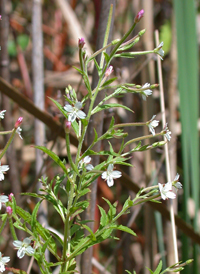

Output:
xmin=9 ymin=218 xmax=18 ymax=240
xmin=0 ymin=128 xmax=16 ymax=160
xmin=65 ymin=133 xmax=79 ymax=174
xmin=88 ymin=39 xmax=119 ymax=62
xmin=113 ymin=122 xmax=147 ymax=128
xmin=124 ymin=132 xmax=163 ymax=148
xmin=0 ymin=130 xmax=13 ymax=135
xmin=99 ymin=4 xmax=113 ymax=69
xmin=132 ymin=194 xmax=160 ymax=206
xmin=0 ymin=215 xmax=7 ymax=234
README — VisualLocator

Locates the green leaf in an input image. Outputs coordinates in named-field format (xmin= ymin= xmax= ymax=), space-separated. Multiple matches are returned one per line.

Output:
xmin=93 ymin=128 xmax=98 ymax=143
xmin=98 ymin=205 xmax=108 ymax=226
xmin=0 ymin=215 xmax=7 ymax=234
xmin=77 ymin=188 xmax=91 ymax=199
xmin=145 ymin=267 xmax=154 ymax=274
xmin=111 ymin=224 xmax=136 ymax=236
xmin=103 ymin=198 xmax=116 ymax=220
xmin=103 ymin=52 xmax=110 ymax=64
xmin=82 ymin=224 xmax=96 ymax=241
xmin=31 ymin=201 xmax=42 ymax=233
xmin=101 ymin=77 xmax=118 ymax=88
xmin=109 ymin=116 xmax=115 ymax=129
xmin=70 ymin=201 xmax=89 ymax=213
xmin=108 ymin=141 xmax=114 ymax=154
xmin=34 ymin=145 xmax=68 ymax=174
xmin=93 ymin=58 xmax=101 ymax=75
xmin=92 ymin=103 xmax=134 ymax=115
xmin=125 ymin=270 xmax=133 ymax=274
xmin=153 ymin=260 xmax=162 ymax=274
xmin=72 ymin=66 xmax=84 ymax=75
xmin=48 ymin=229 xmax=64 ymax=246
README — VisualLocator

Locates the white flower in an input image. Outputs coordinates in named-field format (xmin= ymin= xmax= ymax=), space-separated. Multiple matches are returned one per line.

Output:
xmin=141 ymin=83 xmax=152 ymax=100
xmin=0 ymin=195 xmax=9 ymax=210
xmin=158 ymin=182 xmax=176 ymax=200
xmin=79 ymin=156 xmax=94 ymax=171
xmin=0 ymin=110 xmax=6 ymax=119
xmin=0 ymin=252 xmax=10 ymax=272
xmin=163 ymin=124 xmax=172 ymax=141
xmin=154 ymin=41 xmax=164 ymax=60
xmin=64 ymin=101 xmax=86 ymax=122
xmin=16 ymin=127 xmax=23 ymax=139
xmin=0 ymin=162 xmax=9 ymax=181
xmin=101 ymin=164 xmax=122 ymax=187
xmin=147 ymin=115 xmax=159 ymax=135
xmin=13 ymin=238 xmax=35 ymax=259
xmin=172 ymin=173 xmax=182 ymax=192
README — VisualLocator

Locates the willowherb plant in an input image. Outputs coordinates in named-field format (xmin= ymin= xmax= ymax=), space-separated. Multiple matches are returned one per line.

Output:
xmin=0 ymin=8 xmax=192 ymax=274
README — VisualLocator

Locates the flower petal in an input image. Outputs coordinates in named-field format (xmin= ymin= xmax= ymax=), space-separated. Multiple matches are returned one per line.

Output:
xmin=101 ymin=171 xmax=107 ymax=180
xmin=166 ymin=191 xmax=176 ymax=199
xmin=17 ymin=247 xmax=26 ymax=259
xmin=111 ymin=171 xmax=122 ymax=179
xmin=75 ymin=102 xmax=83 ymax=110
xmin=107 ymin=177 xmax=114 ymax=187
xmin=64 ymin=105 xmax=74 ymax=112
xmin=77 ymin=110 xmax=86 ymax=119
xmin=13 ymin=240 xmax=23 ymax=248
xmin=68 ymin=112 xmax=76 ymax=122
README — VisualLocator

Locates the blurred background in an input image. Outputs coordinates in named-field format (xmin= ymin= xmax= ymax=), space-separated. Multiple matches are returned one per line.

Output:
xmin=0 ymin=0 xmax=199 ymax=273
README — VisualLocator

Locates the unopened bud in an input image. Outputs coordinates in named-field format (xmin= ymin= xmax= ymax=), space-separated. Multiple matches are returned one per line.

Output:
xmin=138 ymin=29 xmax=146 ymax=36
xmin=6 ymin=206 xmax=13 ymax=216
xmin=65 ymin=121 xmax=71 ymax=132
xmin=111 ymin=39 xmax=120 ymax=45
xmin=0 ymin=15 xmax=2 ymax=20
xmin=186 ymin=259 xmax=194 ymax=265
xmin=78 ymin=37 xmax=85 ymax=49
xmin=9 ymin=193 xmax=14 ymax=201
xmin=15 ymin=117 xmax=23 ymax=128
xmin=173 ymin=267 xmax=184 ymax=272
xmin=105 ymin=66 xmax=113 ymax=77
xmin=134 ymin=9 xmax=144 ymax=23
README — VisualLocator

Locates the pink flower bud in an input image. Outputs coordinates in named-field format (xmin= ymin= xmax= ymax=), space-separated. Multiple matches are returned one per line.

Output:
xmin=78 ymin=37 xmax=85 ymax=49
xmin=105 ymin=66 xmax=113 ymax=77
xmin=6 ymin=206 xmax=13 ymax=215
xmin=0 ymin=15 xmax=2 ymax=20
xmin=15 ymin=117 xmax=23 ymax=128
xmin=9 ymin=193 xmax=14 ymax=201
xmin=65 ymin=121 xmax=71 ymax=129
xmin=134 ymin=9 xmax=144 ymax=23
